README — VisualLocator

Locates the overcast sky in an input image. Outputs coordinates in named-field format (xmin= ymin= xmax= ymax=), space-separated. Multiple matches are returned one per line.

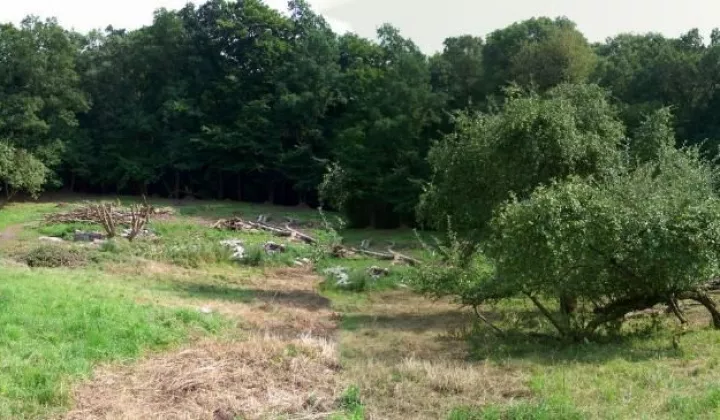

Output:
xmin=3 ymin=0 xmax=720 ymax=52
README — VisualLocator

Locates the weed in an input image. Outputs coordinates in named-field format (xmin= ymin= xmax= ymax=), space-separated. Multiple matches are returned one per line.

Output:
xmin=24 ymin=245 xmax=88 ymax=268
xmin=240 ymin=245 xmax=266 ymax=267
xmin=665 ymin=387 xmax=720 ymax=418
xmin=331 ymin=385 xmax=365 ymax=419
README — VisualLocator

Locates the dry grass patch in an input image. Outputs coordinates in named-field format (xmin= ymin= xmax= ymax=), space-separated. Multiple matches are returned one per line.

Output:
xmin=65 ymin=334 xmax=342 ymax=420
xmin=337 ymin=290 xmax=529 ymax=419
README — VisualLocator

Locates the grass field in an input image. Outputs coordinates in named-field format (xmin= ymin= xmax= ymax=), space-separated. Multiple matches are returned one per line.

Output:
xmin=1 ymin=197 xmax=720 ymax=419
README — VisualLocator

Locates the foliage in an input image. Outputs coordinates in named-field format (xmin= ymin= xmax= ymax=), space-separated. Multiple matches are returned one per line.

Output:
xmin=4 ymin=3 xmax=720 ymax=233
xmin=484 ymin=146 xmax=720 ymax=337
xmin=483 ymin=17 xmax=596 ymax=94
xmin=420 ymin=84 xmax=625 ymax=237
xmin=0 ymin=143 xmax=48 ymax=198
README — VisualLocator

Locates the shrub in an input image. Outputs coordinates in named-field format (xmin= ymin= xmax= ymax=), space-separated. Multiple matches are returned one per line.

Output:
xmin=415 ymin=147 xmax=720 ymax=338
xmin=483 ymin=147 xmax=720 ymax=337
xmin=24 ymin=245 xmax=88 ymax=268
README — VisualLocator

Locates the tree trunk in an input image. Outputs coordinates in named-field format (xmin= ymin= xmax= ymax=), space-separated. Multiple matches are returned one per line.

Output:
xmin=70 ymin=173 xmax=76 ymax=193
xmin=694 ymin=292 xmax=720 ymax=328
xmin=218 ymin=173 xmax=224 ymax=200
xmin=267 ymin=183 xmax=275 ymax=205
xmin=236 ymin=173 xmax=243 ymax=201
xmin=174 ymin=170 xmax=181 ymax=199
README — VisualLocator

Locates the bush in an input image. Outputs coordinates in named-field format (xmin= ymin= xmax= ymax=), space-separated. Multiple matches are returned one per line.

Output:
xmin=24 ymin=245 xmax=88 ymax=268
xmin=483 ymin=147 xmax=720 ymax=337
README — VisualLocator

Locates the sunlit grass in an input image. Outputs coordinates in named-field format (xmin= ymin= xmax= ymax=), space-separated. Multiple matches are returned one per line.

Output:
xmin=0 ymin=265 xmax=224 ymax=418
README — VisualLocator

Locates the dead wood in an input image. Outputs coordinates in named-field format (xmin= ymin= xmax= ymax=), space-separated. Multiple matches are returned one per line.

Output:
xmin=213 ymin=217 xmax=318 ymax=244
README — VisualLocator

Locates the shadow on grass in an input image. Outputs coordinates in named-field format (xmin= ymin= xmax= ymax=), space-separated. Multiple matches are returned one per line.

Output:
xmin=467 ymin=325 xmax=685 ymax=366
xmin=341 ymin=306 xmax=685 ymax=366
xmin=167 ymin=283 xmax=332 ymax=311
xmin=341 ymin=310 xmax=475 ymax=332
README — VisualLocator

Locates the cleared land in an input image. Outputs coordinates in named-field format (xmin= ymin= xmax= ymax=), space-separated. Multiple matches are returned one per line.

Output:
xmin=0 ymin=198 xmax=718 ymax=419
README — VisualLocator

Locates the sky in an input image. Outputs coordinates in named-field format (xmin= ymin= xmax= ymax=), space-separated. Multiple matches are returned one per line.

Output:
xmin=3 ymin=0 xmax=720 ymax=53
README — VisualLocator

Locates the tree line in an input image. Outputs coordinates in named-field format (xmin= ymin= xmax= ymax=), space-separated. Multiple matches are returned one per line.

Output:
xmin=3 ymin=1 xmax=720 ymax=227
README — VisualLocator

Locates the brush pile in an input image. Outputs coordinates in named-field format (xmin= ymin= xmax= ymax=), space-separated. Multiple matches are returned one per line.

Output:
xmin=46 ymin=204 xmax=173 ymax=225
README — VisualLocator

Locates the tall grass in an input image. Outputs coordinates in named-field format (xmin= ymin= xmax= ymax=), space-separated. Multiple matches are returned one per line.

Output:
xmin=0 ymin=265 xmax=223 ymax=418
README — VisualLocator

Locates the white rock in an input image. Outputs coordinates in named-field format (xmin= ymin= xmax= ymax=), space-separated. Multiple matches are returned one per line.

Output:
xmin=39 ymin=236 xmax=64 ymax=243
xmin=220 ymin=239 xmax=246 ymax=260
xmin=198 ymin=306 xmax=213 ymax=314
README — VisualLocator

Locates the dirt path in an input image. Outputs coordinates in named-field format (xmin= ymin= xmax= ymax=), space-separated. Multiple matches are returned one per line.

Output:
xmin=0 ymin=224 xmax=21 ymax=243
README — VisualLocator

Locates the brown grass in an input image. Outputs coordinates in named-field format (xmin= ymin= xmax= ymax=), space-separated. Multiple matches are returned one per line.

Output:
xmin=112 ymin=261 xmax=339 ymax=338
xmin=64 ymin=334 xmax=342 ymax=420
xmin=337 ymin=290 xmax=529 ymax=419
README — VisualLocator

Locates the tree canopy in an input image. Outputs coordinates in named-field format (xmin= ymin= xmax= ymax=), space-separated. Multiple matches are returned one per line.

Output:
xmin=3 ymin=2 xmax=720 ymax=230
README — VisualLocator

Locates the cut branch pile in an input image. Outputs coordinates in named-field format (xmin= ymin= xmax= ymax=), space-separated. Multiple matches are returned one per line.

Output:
xmin=46 ymin=203 xmax=171 ymax=225
xmin=45 ymin=199 xmax=161 ymax=242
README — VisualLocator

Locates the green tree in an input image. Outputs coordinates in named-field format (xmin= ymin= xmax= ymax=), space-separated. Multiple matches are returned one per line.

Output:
xmin=0 ymin=143 xmax=48 ymax=199
xmin=420 ymin=84 xmax=625 ymax=237
xmin=483 ymin=146 xmax=720 ymax=337
xmin=322 ymin=26 xmax=440 ymax=227
xmin=0 ymin=18 xmax=87 ymax=184
xmin=430 ymin=35 xmax=485 ymax=111
xmin=483 ymin=17 xmax=596 ymax=94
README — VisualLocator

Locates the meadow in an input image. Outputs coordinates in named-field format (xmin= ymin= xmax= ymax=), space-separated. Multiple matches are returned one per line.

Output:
xmin=0 ymin=198 xmax=719 ymax=419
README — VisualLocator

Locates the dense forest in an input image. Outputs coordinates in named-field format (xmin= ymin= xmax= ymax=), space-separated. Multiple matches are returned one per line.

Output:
xmin=3 ymin=0 xmax=720 ymax=227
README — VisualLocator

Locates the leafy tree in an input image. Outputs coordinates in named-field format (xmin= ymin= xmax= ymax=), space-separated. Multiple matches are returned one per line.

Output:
xmin=322 ymin=26 xmax=440 ymax=227
xmin=430 ymin=35 xmax=485 ymax=111
xmin=416 ymin=134 xmax=720 ymax=339
xmin=483 ymin=146 xmax=720 ymax=337
xmin=420 ymin=84 xmax=625 ymax=237
xmin=483 ymin=17 xmax=596 ymax=94
xmin=595 ymin=31 xmax=703 ymax=135
xmin=0 ymin=143 xmax=48 ymax=199
xmin=275 ymin=0 xmax=340 ymax=205
xmin=0 ymin=17 xmax=87 ymax=183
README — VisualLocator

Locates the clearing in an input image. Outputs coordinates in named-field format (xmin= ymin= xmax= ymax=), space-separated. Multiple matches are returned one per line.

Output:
xmin=0 ymin=197 xmax=718 ymax=419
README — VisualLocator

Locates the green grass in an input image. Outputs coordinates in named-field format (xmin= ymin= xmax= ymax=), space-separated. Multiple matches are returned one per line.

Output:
xmin=0 ymin=202 xmax=59 ymax=231
xmin=0 ymin=265 xmax=223 ymax=418
xmin=35 ymin=222 xmax=99 ymax=240
xmin=458 ymin=300 xmax=720 ymax=420
xmin=449 ymin=398 xmax=584 ymax=420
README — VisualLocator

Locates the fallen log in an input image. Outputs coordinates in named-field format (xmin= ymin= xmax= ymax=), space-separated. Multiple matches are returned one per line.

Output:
xmin=352 ymin=248 xmax=395 ymax=260
xmin=350 ymin=247 xmax=420 ymax=266
xmin=388 ymin=249 xmax=421 ymax=266
xmin=284 ymin=224 xmax=317 ymax=244
xmin=215 ymin=217 xmax=317 ymax=244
